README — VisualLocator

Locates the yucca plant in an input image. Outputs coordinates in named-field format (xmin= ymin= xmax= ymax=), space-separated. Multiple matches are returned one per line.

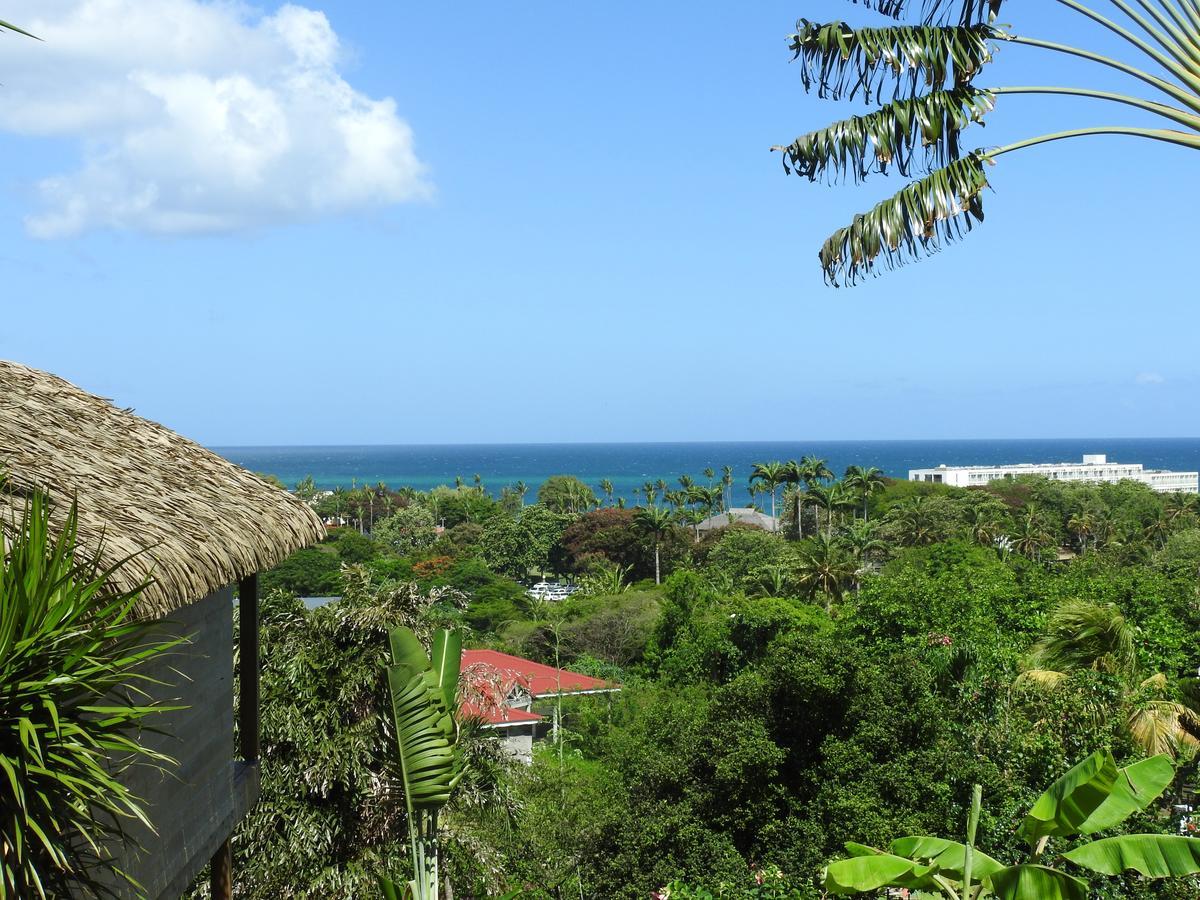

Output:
xmin=378 ymin=627 xmax=465 ymax=900
xmin=822 ymin=749 xmax=1200 ymax=898
xmin=779 ymin=1 xmax=1200 ymax=285
xmin=0 ymin=489 xmax=182 ymax=899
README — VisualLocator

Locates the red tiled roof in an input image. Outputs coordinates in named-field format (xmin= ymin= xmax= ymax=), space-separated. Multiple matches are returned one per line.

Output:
xmin=459 ymin=699 xmax=543 ymax=728
xmin=461 ymin=648 xmax=618 ymax=698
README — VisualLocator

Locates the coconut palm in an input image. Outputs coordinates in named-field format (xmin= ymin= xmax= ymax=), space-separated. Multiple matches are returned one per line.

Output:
xmin=634 ymin=504 xmax=675 ymax=584
xmin=703 ymin=467 xmax=715 ymax=487
xmin=839 ymin=519 xmax=889 ymax=564
xmin=887 ymin=495 xmax=943 ymax=546
xmin=1067 ymin=510 xmax=1098 ymax=552
xmin=513 ymin=481 xmax=528 ymax=507
xmin=843 ymin=465 xmax=886 ymax=520
xmin=963 ymin=500 xmax=1008 ymax=548
xmin=1009 ymin=507 xmax=1055 ymax=560
xmin=749 ymin=461 xmax=788 ymax=530
xmin=599 ymin=479 xmax=614 ymax=507
xmin=1164 ymin=493 xmax=1197 ymax=524
xmin=1018 ymin=600 xmax=1200 ymax=757
xmin=780 ymin=1 xmax=1200 ymax=285
xmin=792 ymin=533 xmax=859 ymax=610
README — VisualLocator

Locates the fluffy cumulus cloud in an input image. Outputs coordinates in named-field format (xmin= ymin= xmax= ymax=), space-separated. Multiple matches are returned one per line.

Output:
xmin=0 ymin=1 xmax=429 ymax=237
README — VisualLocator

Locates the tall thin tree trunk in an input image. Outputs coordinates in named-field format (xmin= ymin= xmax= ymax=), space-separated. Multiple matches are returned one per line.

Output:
xmin=654 ymin=541 xmax=661 ymax=585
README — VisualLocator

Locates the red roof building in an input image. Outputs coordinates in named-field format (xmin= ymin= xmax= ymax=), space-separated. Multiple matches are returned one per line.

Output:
xmin=458 ymin=649 xmax=620 ymax=731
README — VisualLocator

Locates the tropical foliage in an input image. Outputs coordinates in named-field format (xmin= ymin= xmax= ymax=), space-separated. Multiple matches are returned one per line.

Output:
xmin=0 ymin=490 xmax=181 ymax=899
xmin=780 ymin=1 xmax=1200 ymax=284
xmin=822 ymin=751 xmax=1200 ymax=898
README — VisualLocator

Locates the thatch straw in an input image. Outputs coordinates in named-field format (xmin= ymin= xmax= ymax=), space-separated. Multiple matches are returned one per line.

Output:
xmin=0 ymin=361 xmax=326 ymax=619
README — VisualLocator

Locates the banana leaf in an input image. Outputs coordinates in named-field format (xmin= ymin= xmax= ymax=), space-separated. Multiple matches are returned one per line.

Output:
xmin=985 ymin=864 xmax=1087 ymax=900
xmin=1019 ymin=750 xmax=1118 ymax=844
xmin=1063 ymin=834 xmax=1200 ymax=877
xmin=822 ymin=850 xmax=938 ymax=894
xmin=1076 ymin=754 xmax=1174 ymax=835
xmin=890 ymin=835 xmax=1005 ymax=879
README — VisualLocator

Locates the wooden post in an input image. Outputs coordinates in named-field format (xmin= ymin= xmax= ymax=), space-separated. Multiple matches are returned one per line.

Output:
xmin=210 ymin=838 xmax=233 ymax=900
xmin=238 ymin=573 xmax=260 ymax=762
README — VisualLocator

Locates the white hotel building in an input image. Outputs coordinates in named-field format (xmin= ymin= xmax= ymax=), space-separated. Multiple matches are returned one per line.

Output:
xmin=909 ymin=454 xmax=1199 ymax=494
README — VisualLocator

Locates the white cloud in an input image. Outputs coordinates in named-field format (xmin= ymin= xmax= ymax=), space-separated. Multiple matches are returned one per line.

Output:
xmin=0 ymin=1 xmax=429 ymax=237
xmin=1135 ymin=372 xmax=1166 ymax=385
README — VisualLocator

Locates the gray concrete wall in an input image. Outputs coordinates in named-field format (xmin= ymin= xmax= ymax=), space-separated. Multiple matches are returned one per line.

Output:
xmin=82 ymin=587 xmax=243 ymax=899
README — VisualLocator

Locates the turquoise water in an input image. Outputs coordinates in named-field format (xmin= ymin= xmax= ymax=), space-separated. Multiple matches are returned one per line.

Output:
xmin=213 ymin=439 xmax=1200 ymax=508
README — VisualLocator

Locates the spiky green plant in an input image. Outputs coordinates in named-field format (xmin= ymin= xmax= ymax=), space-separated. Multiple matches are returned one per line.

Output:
xmin=0 ymin=489 xmax=182 ymax=899
xmin=779 ymin=1 xmax=1200 ymax=284
xmin=379 ymin=627 xmax=465 ymax=900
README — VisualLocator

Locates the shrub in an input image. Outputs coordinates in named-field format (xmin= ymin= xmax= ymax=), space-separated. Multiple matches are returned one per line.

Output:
xmin=0 ymin=490 xmax=181 ymax=897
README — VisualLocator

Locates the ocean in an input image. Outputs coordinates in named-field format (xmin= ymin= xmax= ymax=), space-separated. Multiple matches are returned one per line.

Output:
xmin=212 ymin=439 xmax=1200 ymax=508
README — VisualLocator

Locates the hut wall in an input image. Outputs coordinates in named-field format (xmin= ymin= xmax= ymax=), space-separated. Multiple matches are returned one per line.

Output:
xmin=85 ymin=587 xmax=247 ymax=899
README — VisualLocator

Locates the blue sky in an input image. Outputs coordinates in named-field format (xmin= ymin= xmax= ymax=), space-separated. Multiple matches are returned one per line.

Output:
xmin=0 ymin=1 xmax=1193 ymax=445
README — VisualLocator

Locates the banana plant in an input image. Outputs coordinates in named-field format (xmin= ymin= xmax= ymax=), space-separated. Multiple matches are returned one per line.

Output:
xmin=378 ymin=627 xmax=464 ymax=900
xmin=822 ymin=749 xmax=1200 ymax=898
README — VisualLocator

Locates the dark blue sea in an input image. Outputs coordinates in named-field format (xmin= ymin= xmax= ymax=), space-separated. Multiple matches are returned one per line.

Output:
xmin=212 ymin=439 xmax=1200 ymax=508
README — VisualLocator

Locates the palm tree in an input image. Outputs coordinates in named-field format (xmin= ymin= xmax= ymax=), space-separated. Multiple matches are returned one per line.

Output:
xmin=1067 ymin=510 xmax=1098 ymax=552
xmin=1144 ymin=511 xmax=1173 ymax=548
xmin=843 ymin=465 xmax=886 ymax=520
xmin=782 ymin=460 xmax=806 ymax=537
xmin=1009 ymin=507 xmax=1054 ymax=560
xmin=1018 ymin=600 xmax=1200 ymax=757
xmin=642 ymin=481 xmax=657 ymax=506
xmin=780 ymin=2 xmax=1200 ymax=286
xmin=749 ymin=461 xmax=787 ymax=530
xmin=805 ymin=483 xmax=835 ymax=538
xmin=887 ymin=495 xmax=942 ymax=546
xmin=829 ymin=480 xmax=859 ymax=535
xmin=839 ymin=519 xmax=888 ymax=564
xmin=800 ymin=455 xmax=834 ymax=487
xmin=838 ymin=520 xmax=889 ymax=592
xmin=513 ymin=481 xmax=529 ymax=507
xmin=599 ymin=479 xmax=614 ymax=507
xmin=964 ymin=501 xmax=1007 ymax=549
xmin=634 ymin=505 xmax=675 ymax=584
xmin=721 ymin=465 xmax=735 ymax=510
xmin=1165 ymin=493 xmax=1198 ymax=524
xmin=792 ymin=534 xmax=859 ymax=611
xmin=703 ymin=467 xmax=715 ymax=487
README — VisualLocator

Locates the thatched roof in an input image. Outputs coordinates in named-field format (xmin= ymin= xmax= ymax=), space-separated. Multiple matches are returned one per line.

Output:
xmin=0 ymin=361 xmax=325 ymax=618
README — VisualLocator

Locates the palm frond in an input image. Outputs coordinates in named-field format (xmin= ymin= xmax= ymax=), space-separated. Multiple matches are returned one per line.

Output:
xmin=844 ymin=0 xmax=1004 ymax=25
xmin=1127 ymin=701 xmax=1199 ymax=757
xmin=788 ymin=20 xmax=998 ymax=103
xmin=1027 ymin=601 xmax=1140 ymax=679
xmin=775 ymin=86 xmax=994 ymax=183
xmin=819 ymin=151 xmax=989 ymax=285
xmin=1015 ymin=668 xmax=1070 ymax=690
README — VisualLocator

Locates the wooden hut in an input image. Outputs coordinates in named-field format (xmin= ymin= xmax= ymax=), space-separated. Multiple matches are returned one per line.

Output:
xmin=0 ymin=360 xmax=326 ymax=899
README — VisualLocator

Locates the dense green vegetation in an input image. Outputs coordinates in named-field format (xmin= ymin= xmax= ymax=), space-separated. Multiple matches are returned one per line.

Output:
xmin=216 ymin=466 xmax=1200 ymax=898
